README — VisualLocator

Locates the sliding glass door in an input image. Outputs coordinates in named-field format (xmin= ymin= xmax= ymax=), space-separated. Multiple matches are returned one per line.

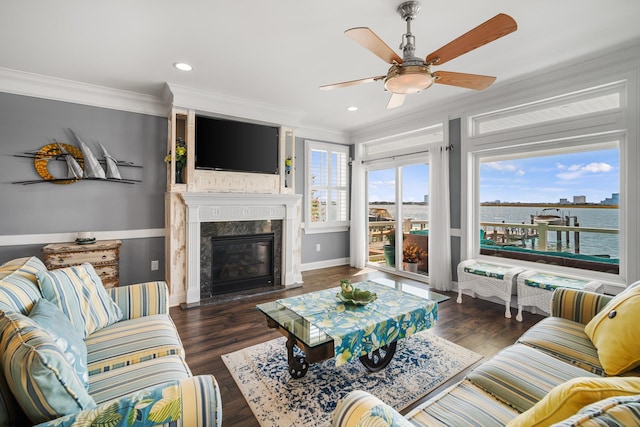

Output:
xmin=367 ymin=167 xmax=398 ymax=269
xmin=401 ymin=163 xmax=430 ymax=275
xmin=366 ymin=162 xmax=430 ymax=277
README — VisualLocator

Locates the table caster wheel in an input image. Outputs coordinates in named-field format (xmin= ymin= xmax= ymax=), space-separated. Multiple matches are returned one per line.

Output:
xmin=288 ymin=355 xmax=309 ymax=378
xmin=359 ymin=341 xmax=397 ymax=372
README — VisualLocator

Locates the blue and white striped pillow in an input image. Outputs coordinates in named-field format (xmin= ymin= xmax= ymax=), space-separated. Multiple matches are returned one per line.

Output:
xmin=0 ymin=311 xmax=95 ymax=424
xmin=0 ymin=256 xmax=46 ymax=314
xmin=37 ymin=263 xmax=122 ymax=338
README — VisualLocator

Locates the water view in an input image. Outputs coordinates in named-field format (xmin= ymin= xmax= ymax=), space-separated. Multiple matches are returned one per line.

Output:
xmin=480 ymin=205 xmax=619 ymax=259
xmin=370 ymin=204 xmax=620 ymax=259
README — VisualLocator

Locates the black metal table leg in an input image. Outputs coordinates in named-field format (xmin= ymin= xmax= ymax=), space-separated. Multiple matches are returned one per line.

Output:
xmin=286 ymin=335 xmax=309 ymax=378
xmin=359 ymin=341 xmax=397 ymax=372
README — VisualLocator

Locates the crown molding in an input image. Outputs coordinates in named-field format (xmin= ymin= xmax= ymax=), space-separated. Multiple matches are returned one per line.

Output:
xmin=166 ymin=82 xmax=352 ymax=144
xmin=0 ymin=67 xmax=166 ymax=116
xmin=294 ymin=126 xmax=351 ymax=144
xmin=166 ymin=82 xmax=305 ymax=127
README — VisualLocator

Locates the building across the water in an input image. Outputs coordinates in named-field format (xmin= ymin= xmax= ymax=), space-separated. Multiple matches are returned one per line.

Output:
xmin=573 ymin=195 xmax=587 ymax=204
xmin=601 ymin=193 xmax=620 ymax=205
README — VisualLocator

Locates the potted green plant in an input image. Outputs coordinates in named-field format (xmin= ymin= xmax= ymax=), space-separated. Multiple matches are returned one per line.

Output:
xmin=403 ymin=243 xmax=426 ymax=273
xmin=383 ymin=227 xmax=396 ymax=267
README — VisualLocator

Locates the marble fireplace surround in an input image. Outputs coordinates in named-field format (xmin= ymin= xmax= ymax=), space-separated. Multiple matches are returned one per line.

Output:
xmin=181 ymin=192 xmax=303 ymax=305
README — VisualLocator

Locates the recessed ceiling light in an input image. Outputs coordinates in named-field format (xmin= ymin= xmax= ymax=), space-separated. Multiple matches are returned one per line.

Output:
xmin=346 ymin=106 xmax=358 ymax=112
xmin=174 ymin=62 xmax=193 ymax=71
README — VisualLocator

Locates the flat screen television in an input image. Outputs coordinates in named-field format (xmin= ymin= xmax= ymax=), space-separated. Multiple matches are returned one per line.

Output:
xmin=195 ymin=115 xmax=279 ymax=174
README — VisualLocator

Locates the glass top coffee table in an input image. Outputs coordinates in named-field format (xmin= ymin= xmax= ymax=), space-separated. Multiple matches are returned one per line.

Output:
xmin=256 ymin=279 xmax=448 ymax=378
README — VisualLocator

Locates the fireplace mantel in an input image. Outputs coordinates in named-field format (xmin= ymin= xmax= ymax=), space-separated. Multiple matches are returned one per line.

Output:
xmin=180 ymin=192 xmax=303 ymax=305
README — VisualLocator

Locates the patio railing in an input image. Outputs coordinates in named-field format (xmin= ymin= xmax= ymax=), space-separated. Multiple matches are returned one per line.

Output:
xmin=480 ymin=221 xmax=618 ymax=253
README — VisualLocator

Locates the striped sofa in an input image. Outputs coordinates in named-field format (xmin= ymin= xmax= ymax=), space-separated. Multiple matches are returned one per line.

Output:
xmin=332 ymin=282 xmax=640 ymax=426
xmin=0 ymin=256 xmax=222 ymax=427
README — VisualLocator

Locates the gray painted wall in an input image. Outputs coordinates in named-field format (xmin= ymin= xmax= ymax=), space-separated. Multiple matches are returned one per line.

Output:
xmin=295 ymin=136 xmax=351 ymax=264
xmin=0 ymin=92 xmax=167 ymax=285
xmin=0 ymin=92 xmax=460 ymax=282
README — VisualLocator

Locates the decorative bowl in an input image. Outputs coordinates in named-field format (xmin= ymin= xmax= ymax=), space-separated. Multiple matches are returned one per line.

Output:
xmin=336 ymin=290 xmax=377 ymax=306
xmin=75 ymin=238 xmax=96 ymax=245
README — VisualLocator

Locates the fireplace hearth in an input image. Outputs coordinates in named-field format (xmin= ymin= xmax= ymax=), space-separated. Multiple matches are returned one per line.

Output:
xmin=210 ymin=233 xmax=274 ymax=295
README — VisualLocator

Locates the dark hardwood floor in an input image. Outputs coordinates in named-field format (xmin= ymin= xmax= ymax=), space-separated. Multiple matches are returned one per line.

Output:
xmin=169 ymin=265 xmax=544 ymax=427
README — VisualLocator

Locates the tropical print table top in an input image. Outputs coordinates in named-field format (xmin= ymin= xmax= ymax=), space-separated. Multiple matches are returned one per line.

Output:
xmin=276 ymin=280 xmax=438 ymax=366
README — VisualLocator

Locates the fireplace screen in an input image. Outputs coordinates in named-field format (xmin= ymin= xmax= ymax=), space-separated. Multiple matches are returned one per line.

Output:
xmin=211 ymin=233 xmax=275 ymax=294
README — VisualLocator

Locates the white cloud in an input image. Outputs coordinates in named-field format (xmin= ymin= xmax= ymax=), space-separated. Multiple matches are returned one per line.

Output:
xmin=516 ymin=170 xmax=525 ymax=176
xmin=484 ymin=162 xmax=516 ymax=172
xmin=556 ymin=162 xmax=613 ymax=180
xmin=584 ymin=163 xmax=612 ymax=173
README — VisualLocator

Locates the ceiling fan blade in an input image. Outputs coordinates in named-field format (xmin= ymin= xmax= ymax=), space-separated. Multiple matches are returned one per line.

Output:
xmin=386 ymin=93 xmax=406 ymax=109
xmin=434 ymin=71 xmax=496 ymax=90
xmin=345 ymin=27 xmax=403 ymax=64
xmin=320 ymin=75 xmax=386 ymax=90
xmin=426 ymin=14 xmax=517 ymax=66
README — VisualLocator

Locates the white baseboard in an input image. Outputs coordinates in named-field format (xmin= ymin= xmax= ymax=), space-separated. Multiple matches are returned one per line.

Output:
xmin=301 ymin=257 xmax=350 ymax=272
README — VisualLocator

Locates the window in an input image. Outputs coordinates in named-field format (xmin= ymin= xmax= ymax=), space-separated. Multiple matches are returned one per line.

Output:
xmin=366 ymin=163 xmax=430 ymax=277
xmin=478 ymin=144 xmax=620 ymax=275
xmin=360 ymin=124 xmax=441 ymax=278
xmin=305 ymin=140 xmax=350 ymax=231
xmin=464 ymin=79 xmax=633 ymax=281
xmin=469 ymin=81 xmax=624 ymax=136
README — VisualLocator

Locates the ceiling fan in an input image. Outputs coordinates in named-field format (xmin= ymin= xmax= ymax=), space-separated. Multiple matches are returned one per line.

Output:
xmin=320 ymin=1 xmax=517 ymax=109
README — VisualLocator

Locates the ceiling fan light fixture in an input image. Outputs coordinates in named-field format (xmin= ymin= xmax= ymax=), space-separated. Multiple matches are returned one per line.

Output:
xmin=384 ymin=65 xmax=433 ymax=94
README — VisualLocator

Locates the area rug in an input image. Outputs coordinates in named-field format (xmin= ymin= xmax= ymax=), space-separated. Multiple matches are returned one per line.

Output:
xmin=222 ymin=331 xmax=482 ymax=427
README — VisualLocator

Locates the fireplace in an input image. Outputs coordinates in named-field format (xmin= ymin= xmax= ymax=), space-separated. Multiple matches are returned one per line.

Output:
xmin=210 ymin=233 xmax=274 ymax=295
xmin=180 ymin=192 xmax=303 ymax=306
xmin=200 ymin=219 xmax=282 ymax=299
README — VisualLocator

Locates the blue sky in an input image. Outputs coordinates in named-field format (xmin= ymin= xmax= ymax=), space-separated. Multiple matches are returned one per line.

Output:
xmin=368 ymin=164 xmax=429 ymax=203
xmin=367 ymin=148 xmax=619 ymax=204
xmin=480 ymin=148 xmax=619 ymax=203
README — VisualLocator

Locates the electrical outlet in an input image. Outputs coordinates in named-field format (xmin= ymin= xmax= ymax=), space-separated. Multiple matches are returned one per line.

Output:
xmin=316 ymin=244 xmax=321 ymax=252
xmin=151 ymin=260 xmax=159 ymax=271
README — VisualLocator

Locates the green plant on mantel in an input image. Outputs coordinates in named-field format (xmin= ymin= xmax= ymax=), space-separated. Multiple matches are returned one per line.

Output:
xmin=165 ymin=137 xmax=187 ymax=171
xmin=165 ymin=137 xmax=187 ymax=183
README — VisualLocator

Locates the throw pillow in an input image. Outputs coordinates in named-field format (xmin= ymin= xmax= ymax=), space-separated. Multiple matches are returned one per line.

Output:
xmin=29 ymin=298 xmax=89 ymax=389
xmin=0 ymin=256 xmax=47 ymax=314
xmin=507 ymin=377 xmax=640 ymax=427
xmin=551 ymin=394 xmax=640 ymax=426
xmin=0 ymin=311 xmax=95 ymax=424
xmin=584 ymin=284 xmax=640 ymax=375
xmin=37 ymin=263 xmax=122 ymax=339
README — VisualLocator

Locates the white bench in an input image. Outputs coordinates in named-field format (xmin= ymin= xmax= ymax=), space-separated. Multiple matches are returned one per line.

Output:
xmin=516 ymin=270 xmax=604 ymax=322
xmin=456 ymin=260 xmax=525 ymax=318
